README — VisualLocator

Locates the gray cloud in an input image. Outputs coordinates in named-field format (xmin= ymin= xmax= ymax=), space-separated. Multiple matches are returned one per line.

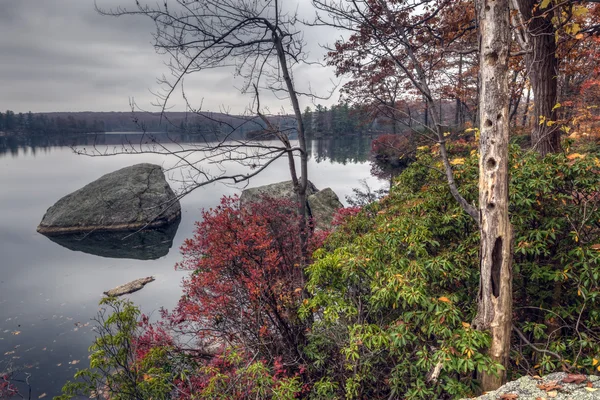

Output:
xmin=0 ymin=0 xmax=344 ymax=114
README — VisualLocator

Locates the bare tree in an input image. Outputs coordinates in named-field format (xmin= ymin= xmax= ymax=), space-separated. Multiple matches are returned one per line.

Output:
xmin=473 ymin=0 xmax=513 ymax=390
xmin=94 ymin=0 xmax=323 ymax=262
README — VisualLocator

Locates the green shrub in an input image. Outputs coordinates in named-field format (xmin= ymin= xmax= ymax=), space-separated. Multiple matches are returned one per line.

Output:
xmin=302 ymin=146 xmax=600 ymax=399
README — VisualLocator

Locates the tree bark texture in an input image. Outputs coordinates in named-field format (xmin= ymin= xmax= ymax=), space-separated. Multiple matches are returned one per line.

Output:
xmin=474 ymin=0 xmax=514 ymax=391
xmin=517 ymin=0 xmax=561 ymax=155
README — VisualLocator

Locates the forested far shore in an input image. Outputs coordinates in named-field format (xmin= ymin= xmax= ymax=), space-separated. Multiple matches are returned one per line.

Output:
xmin=0 ymin=100 xmax=471 ymax=140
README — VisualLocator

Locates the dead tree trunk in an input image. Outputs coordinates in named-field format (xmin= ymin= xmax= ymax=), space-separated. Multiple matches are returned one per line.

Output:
xmin=474 ymin=0 xmax=513 ymax=391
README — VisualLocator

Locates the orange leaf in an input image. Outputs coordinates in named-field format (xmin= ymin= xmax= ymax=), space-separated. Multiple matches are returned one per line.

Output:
xmin=537 ymin=381 xmax=562 ymax=391
xmin=500 ymin=394 xmax=519 ymax=399
xmin=438 ymin=296 xmax=451 ymax=303
xmin=562 ymin=373 xmax=587 ymax=384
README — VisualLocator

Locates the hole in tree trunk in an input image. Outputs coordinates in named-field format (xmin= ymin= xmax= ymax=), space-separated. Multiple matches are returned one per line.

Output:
xmin=484 ymin=119 xmax=493 ymax=127
xmin=486 ymin=157 xmax=497 ymax=170
xmin=485 ymin=51 xmax=498 ymax=65
xmin=491 ymin=237 xmax=503 ymax=298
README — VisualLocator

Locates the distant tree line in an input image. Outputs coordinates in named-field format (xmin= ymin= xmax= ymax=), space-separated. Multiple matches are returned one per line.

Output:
xmin=0 ymin=110 xmax=105 ymax=137
xmin=302 ymin=103 xmax=372 ymax=137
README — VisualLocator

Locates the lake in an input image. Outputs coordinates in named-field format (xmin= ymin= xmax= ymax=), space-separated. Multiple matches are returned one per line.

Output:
xmin=0 ymin=135 xmax=380 ymax=397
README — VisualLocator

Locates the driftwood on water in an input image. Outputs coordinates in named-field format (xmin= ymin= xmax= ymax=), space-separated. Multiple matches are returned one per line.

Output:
xmin=103 ymin=276 xmax=155 ymax=297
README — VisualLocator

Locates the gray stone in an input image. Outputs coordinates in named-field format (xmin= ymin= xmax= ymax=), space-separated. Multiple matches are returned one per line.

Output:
xmin=308 ymin=188 xmax=343 ymax=230
xmin=37 ymin=163 xmax=181 ymax=235
xmin=239 ymin=180 xmax=318 ymax=206
xmin=104 ymin=276 xmax=155 ymax=297
xmin=240 ymin=180 xmax=343 ymax=230
xmin=465 ymin=373 xmax=600 ymax=400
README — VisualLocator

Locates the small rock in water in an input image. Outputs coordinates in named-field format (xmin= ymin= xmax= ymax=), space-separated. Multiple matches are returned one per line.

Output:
xmin=103 ymin=276 xmax=155 ymax=297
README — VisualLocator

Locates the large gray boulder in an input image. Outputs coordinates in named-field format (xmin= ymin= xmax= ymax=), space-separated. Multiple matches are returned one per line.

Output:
xmin=308 ymin=188 xmax=343 ymax=230
xmin=37 ymin=163 xmax=181 ymax=235
xmin=240 ymin=180 xmax=343 ymax=230
xmin=240 ymin=180 xmax=319 ymax=205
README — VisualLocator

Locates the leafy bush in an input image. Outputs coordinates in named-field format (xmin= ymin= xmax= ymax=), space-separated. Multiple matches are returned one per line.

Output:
xmin=302 ymin=146 xmax=600 ymax=399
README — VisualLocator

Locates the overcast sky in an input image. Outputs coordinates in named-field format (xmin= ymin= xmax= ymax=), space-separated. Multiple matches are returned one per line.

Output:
xmin=0 ymin=0 xmax=343 ymax=114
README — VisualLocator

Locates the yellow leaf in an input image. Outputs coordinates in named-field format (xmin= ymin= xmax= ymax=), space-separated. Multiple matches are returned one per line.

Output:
xmin=573 ymin=5 xmax=589 ymax=17
xmin=540 ymin=0 xmax=551 ymax=8
xmin=552 ymin=102 xmax=561 ymax=111
xmin=576 ymin=33 xmax=584 ymax=39
xmin=539 ymin=115 xmax=546 ymax=125
xmin=439 ymin=296 xmax=452 ymax=303
xmin=567 ymin=153 xmax=585 ymax=160
xmin=461 ymin=322 xmax=471 ymax=328
xmin=417 ymin=145 xmax=429 ymax=151
xmin=597 ymin=364 xmax=600 ymax=372
xmin=595 ymin=359 xmax=600 ymax=366
xmin=586 ymin=387 xmax=598 ymax=392
xmin=450 ymin=158 xmax=465 ymax=165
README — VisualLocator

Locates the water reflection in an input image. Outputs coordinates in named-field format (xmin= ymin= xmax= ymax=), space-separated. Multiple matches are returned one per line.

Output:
xmin=42 ymin=217 xmax=181 ymax=260
xmin=308 ymin=135 xmax=372 ymax=164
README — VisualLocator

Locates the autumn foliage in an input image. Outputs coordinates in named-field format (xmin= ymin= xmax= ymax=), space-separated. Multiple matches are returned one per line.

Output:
xmin=171 ymin=196 xmax=323 ymax=366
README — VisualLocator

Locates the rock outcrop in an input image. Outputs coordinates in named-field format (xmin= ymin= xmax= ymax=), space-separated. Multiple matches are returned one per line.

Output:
xmin=465 ymin=373 xmax=600 ymax=399
xmin=37 ymin=163 xmax=181 ymax=235
xmin=240 ymin=180 xmax=343 ymax=230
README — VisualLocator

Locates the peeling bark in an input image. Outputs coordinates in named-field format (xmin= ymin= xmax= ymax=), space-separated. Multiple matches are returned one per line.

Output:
xmin=474 ymin=0 xmax=514 ymax=390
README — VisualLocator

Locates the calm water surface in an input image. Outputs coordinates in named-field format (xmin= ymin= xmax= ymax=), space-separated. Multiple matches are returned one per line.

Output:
xmin=0 ymin=136 xmax=380 ymax=397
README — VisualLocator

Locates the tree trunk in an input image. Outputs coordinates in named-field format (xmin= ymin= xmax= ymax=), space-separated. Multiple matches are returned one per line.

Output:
xmin=455 ymin=54 xmax=464 ymax=126
xmin=474 ymin=0 xmax=513 ymax=391
xmin=517 ymin=0 xmax=561 ymax=155
xmin=522 ymin=85 xmax=531 ymax=128
xmin=274 ymin=33 xmax=310 ymax=269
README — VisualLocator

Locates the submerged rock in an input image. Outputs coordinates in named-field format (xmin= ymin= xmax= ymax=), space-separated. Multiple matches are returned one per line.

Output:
xmin=104 ymin=276 xmax=155 ymax=297
xmin=37 ymin=163 xmax=181 ymax=235
xmin=240 ymin=180 xmax=343 ymax=230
